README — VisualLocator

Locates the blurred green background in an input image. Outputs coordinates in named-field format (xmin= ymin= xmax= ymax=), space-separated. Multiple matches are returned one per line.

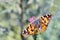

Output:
xmin=0 ymin=0 xmax=60 ymax=40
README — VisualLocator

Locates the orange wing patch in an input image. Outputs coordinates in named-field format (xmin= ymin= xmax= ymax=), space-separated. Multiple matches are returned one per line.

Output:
xmin=27 ymin=24 xmax=36 ymax=35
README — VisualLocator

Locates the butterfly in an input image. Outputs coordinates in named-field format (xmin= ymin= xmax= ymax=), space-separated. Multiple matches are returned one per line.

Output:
xmin=22 ymin=14 xmax=52 ymax=35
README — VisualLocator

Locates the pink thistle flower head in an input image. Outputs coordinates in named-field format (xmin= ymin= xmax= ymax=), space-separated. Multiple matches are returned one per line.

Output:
xmin=28 ymin=16 xmax=36 ymax=23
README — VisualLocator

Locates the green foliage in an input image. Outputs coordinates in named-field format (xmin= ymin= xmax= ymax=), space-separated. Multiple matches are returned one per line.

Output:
xmin=0 ymin=0 xmax=60 ymax=40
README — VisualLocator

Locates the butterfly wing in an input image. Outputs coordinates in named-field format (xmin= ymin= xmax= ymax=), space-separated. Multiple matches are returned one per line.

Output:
xmin=22 ymin=23 xmax=38 ymax=35
xmin=38 ymin=14 xmax=52 ymax=32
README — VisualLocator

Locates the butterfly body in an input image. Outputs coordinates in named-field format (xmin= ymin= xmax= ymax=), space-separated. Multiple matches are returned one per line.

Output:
xmin=22 ymin=14 xmax=52 ymax=35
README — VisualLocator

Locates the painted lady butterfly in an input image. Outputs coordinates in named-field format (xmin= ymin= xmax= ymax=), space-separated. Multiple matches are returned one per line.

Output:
xmin=22 ymin=14 xmax=52 ymax=35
